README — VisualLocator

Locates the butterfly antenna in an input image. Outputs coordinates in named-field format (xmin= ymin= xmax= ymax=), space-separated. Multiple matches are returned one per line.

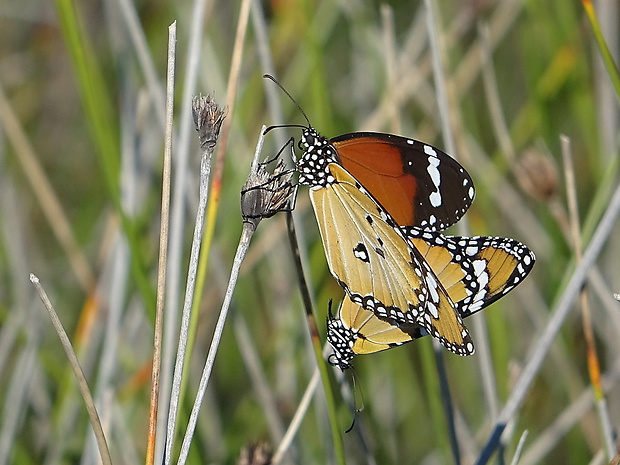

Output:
xmin=263 ymin=74 xmax=312 ymax=127
xmin=327 ymin=298 xmax=334 ymax=317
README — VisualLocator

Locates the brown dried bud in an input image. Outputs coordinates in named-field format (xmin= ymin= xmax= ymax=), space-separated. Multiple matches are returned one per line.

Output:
xmin=241 ymin=157 xmax=297 ymax=227
xmin=514 ymin=147 xmax=558 ymax=202
xmin=236 ymin=442 xmax=272 ymax=465
xmin=192 ymin=94 xmax=226 ymax=152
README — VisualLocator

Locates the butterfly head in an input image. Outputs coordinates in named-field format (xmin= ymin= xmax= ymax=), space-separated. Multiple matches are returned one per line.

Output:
xmin=262 ymin=75 xmax=341 ymax=188
xmin=326 ymin=314 xmax=356 ymax=371
xmin=297 ymin=127 xmax=340 ymax=188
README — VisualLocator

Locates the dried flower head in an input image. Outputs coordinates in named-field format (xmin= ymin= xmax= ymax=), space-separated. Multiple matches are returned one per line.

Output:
xmin=192 ymin=94 xmax=226 ymax=151
xmin=241 ymin=156 xmax=297 ymax=227
xmin=236 ymin=442 xmax=272 ymax=465
xmin=514 ymin=147 xmax=558 ymax=202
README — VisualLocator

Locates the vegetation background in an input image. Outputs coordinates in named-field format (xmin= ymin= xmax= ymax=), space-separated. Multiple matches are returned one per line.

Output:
xmin=1 ymin=0 xmax=619 ymax=464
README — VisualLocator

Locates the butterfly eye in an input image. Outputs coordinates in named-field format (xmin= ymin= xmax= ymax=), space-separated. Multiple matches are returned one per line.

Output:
xmin=327 ymin=353 xmax=339 ymax=366
xmin=303 ymin=131 xmax=315 ymax=147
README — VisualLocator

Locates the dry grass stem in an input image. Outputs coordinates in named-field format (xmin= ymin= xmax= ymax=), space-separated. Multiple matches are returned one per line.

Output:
xmin=146 ymin=21 xmax=176 ymax=465
xmin=176 ymin=127 xmax=294 ymax=465
xmin=156 ymin=0 xmax=214 ymax=458
xmin=561 ymin=135 xmax=615 ymax=460
xmin=30 ymin=274 xmax=112 ymax=465
xmin=164 ymin=95 xmax=225 ymax=465
xmin=477 ymin=181 xmax=620 ymax=464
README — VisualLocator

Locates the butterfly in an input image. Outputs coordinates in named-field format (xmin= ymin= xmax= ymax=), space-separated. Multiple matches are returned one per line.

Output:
xmin=327 ymin=228 xmax=535 ymax=369
xmin=298 ymin=131 xmax=475 ymax=355
xmin=263 ymin=75 xmax=532 ymax=357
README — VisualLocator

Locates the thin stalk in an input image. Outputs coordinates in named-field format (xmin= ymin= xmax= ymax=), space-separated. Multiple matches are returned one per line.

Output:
xmin=30 ymin=274 xmax=112 ymax=465
xmin=183 ymin=0 xmax=252 ymax=416
xmin=509 ymin=430 xmax=528 ymax=465
xmin=272 ymin=369 xmax=321 ymax=464
xmin=164 ymin=95 xmax=224 ymax=465
xmin=175 ymin=126 xmax=293 ymax=464
xmin=583 ymin=0 xmax=620 ymax=102
xmin=433 ymin=343 xmax=460 ymax=465
xmin=175 ymin=224 xmax=253 ymax=465
xmin=560 ymin=135 xmax=615 ymax=460
xmin=285 ymin=211 xmax=346 ymax=465
xmin=156 ymin=0 xmax=213 ymax=459
xmin=475 ymin=180 xmax=620 ymax=465
xmin=145 ymin=22 xmax=176 ymax=465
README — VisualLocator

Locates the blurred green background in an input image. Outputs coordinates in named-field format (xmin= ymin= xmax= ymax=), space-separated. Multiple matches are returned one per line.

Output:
xmin=1 ymin=0 xmax=619 ymax=464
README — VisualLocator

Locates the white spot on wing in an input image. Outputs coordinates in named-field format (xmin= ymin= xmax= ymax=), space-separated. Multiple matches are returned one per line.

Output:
xmin=424 ymin=145 xmax=437 ymax=157
xmin=466 ymin=246 xmax=478 ymax=256
xmin=425 ymin=151 xmax=443 ymax=208
xmin=426 ymin=273 xmax=440 ymax=303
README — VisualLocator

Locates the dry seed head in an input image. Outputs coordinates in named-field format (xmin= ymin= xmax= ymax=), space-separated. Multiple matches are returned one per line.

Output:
xmin=236 ymin=442 xmax=272 ymax=465
xmin=241 ymin=158 xmax=297 ymax=227
xmin=514 ymin=147 xmax=558 ymax=202
xmin=192 ymin=94 xmax=226 ymax=151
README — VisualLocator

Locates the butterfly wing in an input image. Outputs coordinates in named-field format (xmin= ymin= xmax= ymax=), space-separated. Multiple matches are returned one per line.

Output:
xmin=311 ymin=162 xmax=473 ymax=356
xmin=327 ymin=297 xmax=424 ymax=369
xmin=404 ymin=227 xmax=535 ymax=317
xmin=332 ymin=132 xmax=475 ymax=230
xmin=327 ymin=228 xmax=535 ymax=368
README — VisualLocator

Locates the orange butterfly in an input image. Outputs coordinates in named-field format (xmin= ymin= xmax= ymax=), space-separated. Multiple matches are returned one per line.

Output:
xmin=298 ymin=129 xmax=474 ymax=355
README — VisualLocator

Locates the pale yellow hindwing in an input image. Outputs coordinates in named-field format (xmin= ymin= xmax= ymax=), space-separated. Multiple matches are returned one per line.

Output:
xmin=310 ymin=163 xmax=473 ymax=355
xmin=409 ymin=236 xmax=471 ymax=305
xmin=339 ymin=297 xmax=418 ymax=355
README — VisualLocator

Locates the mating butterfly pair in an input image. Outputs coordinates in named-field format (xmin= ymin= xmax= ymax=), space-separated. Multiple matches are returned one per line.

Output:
xmin=292 ymin=127 xmax=534 ymax=369
xmin=267 ymin=77 xmax=535 ymax=369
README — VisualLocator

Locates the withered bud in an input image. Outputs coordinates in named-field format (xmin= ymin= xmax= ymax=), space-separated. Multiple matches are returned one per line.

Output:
xmin=514 ymin=147 xmax=558 ymax=202
xmin=236 ymin=442 xmax=272 ymax=465
xmin=241 ymin=157 xmax=297 ymax=228
xmin=192 ymin=94 xmax=226 ymax=151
